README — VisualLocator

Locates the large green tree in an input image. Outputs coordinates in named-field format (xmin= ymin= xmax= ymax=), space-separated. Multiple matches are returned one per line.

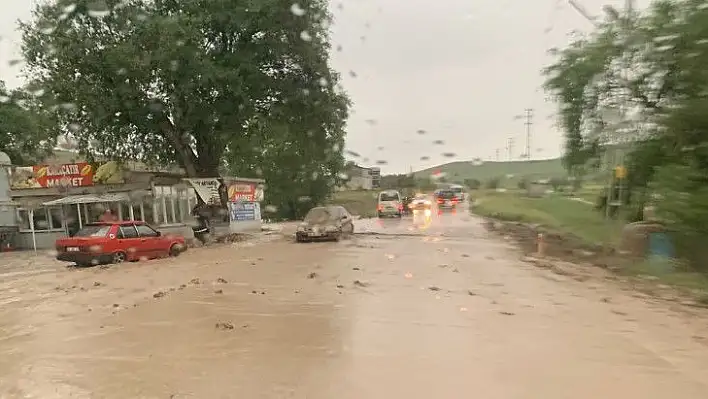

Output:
xmin=544 ymin=0 xmax=708 ymax=268
xmin=0 ymin=81 xmax=56 ymax=165
xmin=21 ymin=0 xmax=348 ymax=180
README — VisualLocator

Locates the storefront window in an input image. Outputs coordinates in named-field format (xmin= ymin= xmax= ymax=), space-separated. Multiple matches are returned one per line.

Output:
xmin=17 ymin=207 xmax=64 ymax=232
xmin=154 ymin=186 xmax=190 ymax=225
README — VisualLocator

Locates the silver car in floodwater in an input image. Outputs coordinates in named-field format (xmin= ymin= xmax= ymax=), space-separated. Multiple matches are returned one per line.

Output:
xmin=296 ymin=206 xmax=354 ymax=242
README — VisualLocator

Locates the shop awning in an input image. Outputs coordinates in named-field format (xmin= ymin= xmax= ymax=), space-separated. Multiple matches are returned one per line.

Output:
xmin=42 ymin=193 xmax=132 ymax=206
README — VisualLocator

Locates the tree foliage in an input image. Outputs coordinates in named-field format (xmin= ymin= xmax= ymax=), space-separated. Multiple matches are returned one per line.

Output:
xmin=544 ymin=0 xmax=708 ymax=269
xmin=0 ymin=81 xmax=55 ymax=165
xmin=22 ymin=0 xmax=347 ymax=176
xmin=21 ymin=0 xmax=349 ymax=218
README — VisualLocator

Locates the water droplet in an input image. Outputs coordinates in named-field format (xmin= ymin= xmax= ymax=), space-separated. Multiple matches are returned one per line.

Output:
xmin=87 ymin=0 xmax=111 ymax=18
xmin=375 ymin=160 xmax=387 ymax=165
xmin=420 ymin=156 xmax=430 ymax=161
xmin=345 ymin=150 xmax=361 ymax=158
xmin=8 ymin=59 xmax=22 ymax=67
xmin=290 ymin=3 xmax=306 ymax=16
xmin=442 ymin=152 xmax=455 ymax=158
xmin=433 ymin=140 xmax=444 ymax=145
xmin=336 ymin=45 xmax=343 ymax=52
xmin=318 ymin=77 xmax=328 ymax=86
xmin=300 ymin=30 xmax=312 ymax=41
xmin=416 ymin=129 xmax=426 ymax=135
xmin=348 ymin=70 xmax=357 ymax=78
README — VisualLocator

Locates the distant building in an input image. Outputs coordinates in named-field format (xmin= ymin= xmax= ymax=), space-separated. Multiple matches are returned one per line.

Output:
xmin=339 ymin=164 xmax=380 ymax=191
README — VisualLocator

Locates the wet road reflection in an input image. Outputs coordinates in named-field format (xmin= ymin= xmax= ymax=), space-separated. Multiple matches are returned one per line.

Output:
xmin=1 ymin=201 xmax=708 ymax=398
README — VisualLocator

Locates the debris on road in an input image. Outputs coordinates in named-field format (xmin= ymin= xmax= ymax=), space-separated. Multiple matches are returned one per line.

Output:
xmin=215 ymin=322 xmax=234 ymax=330
xmin=153 ymin=291 xmax=167 ymax=298
xmin=353 ymin=280 xmax=369 ymax=288
xmin=428 ymin=286 xmax=441 ymax=292
xmin=214 ymin=289 xmax=223 ymax=294
xmin=307 ymin=272 xmax=318 ymax=279
xmin=216 ymin=277 xmax=228 ymax=284
xmin=499 ymin=311 xmax=515 ymax=316
xmin=467 ymin=290 xmax=476 ymax=296
xmin=189 ymin=278 xmax=201 ymax=285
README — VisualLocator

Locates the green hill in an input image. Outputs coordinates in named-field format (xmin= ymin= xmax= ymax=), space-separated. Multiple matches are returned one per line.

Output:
xmin=413 ymin=158 xmax=567 ymax=183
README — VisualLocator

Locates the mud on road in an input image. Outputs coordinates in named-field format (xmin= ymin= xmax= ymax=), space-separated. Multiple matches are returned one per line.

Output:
xmin=1 ymin=210 xmax=708 ymax=398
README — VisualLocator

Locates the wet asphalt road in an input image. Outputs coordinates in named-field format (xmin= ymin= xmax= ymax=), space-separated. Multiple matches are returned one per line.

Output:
xmin=1 ymin=202 xmax=708 ymax=398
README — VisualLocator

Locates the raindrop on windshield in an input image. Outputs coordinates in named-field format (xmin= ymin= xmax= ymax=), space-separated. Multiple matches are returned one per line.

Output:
xmin=290 ymin=3 xmax=306 ymax=16
xmin=300 ymin=31 xmax=312 ymax=41
xmin=87 ymin=0 xmax=111 ymax=18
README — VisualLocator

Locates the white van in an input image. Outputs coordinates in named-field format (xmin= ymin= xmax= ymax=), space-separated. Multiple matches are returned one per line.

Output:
xmin=450 ymin=184 xmax=465 ymax=201
xmin=377 ymin=190 xmax=403 ymax=218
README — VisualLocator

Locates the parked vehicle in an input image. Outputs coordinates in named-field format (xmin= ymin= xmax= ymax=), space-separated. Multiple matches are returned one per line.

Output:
xmin=190 ymin=205 xmax=212 ymax=244
xmin=55 ymin=221 xmax=187 ymax=267
xmin=377 ymin=190 xmax=403 ymax=218
xmin=296 ymin=206 xmax=354 ymax=242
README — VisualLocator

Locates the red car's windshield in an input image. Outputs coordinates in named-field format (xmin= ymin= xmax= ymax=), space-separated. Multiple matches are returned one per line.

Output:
xmin=73 ymin=225 xmax=111 ymax=238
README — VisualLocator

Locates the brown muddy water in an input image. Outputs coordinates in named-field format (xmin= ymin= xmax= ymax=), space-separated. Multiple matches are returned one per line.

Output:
xmin=1 ymin=206 xmax=708 ymax=398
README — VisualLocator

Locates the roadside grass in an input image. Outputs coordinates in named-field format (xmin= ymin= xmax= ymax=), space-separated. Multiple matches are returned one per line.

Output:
xmin=617 ymin=260 xmax=708 ymax=305
xmin=472 ymin=190 xmax=623 ymax=245
xmin=472 ymin=190 xmax=708 ymax=304
xmin=573 ymin=184 xmax=604 ymax=204
xmin=328 ymin=190 xmax=378 ymax=218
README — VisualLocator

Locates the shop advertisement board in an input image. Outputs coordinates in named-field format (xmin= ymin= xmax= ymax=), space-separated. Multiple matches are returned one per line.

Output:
xmin=9 ymin=161 xmax=124 ymax=190
xmin=185 ymin=178 xmax=222 ymax=205
xmin=228 ymin=182 xmax=255 ymax=202
xmin=229 ymin=201 xmax=257 ymax=222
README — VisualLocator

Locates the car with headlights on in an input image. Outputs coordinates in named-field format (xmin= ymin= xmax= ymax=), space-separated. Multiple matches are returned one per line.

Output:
xmin=296 ymin=206 xmax=354 ymax=242
xmin=409 ymin=194 xmax=432 ymax=211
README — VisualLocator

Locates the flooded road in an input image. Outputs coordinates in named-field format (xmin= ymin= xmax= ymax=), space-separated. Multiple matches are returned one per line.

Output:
xmin=2 ymin=204 xmax=708 ymax=398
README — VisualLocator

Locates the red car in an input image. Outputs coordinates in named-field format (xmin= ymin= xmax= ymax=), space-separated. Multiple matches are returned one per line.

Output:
xmin=56 ymin=221 xmax=186 ymax=266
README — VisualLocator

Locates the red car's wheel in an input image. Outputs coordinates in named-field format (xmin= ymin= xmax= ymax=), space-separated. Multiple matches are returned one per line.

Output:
xmin=112 ymin=251 xmax=126 ymax=264
xmin=169 ymin=243 xmax=182 ymax=257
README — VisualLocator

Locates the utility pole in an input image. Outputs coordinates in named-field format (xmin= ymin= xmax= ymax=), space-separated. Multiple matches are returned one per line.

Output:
xmin=566 ymin=0 xmax=634 ymax=218
xmin=507 ymin=138 xmax=514 ymax=161
xmin=523 ymin=108 xmax=533 ymax=159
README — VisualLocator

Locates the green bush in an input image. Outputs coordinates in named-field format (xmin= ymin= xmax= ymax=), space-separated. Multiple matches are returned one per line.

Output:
xmin=485 ymin=177 xmax=501 ymax=189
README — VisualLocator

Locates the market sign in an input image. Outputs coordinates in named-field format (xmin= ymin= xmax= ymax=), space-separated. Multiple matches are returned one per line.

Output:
xmin=10 ymin=161 xmax=124 ymax=190
xmin=10 ymin=163 xmax=94 ymax=189
xmin=227 ymin=182 xmax=255 ymax=202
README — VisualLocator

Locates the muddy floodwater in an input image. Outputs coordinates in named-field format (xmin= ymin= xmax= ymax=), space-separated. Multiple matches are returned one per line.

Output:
xmin=2 ymin=203 xmax=708 ymax=398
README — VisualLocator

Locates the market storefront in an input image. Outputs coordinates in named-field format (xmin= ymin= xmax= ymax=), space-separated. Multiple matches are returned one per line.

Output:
xmin=8 ymin=160 xmax=265 ymax=250
xmin=9 ymin=161 xmax=200 ymax=250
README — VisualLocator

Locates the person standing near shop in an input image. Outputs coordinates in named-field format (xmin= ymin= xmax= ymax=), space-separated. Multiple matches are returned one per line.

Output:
xmin=99 ymin=209 xmax=118 ymax=222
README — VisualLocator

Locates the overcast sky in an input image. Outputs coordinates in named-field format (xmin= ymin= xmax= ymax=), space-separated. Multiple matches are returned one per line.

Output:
xmin=0 ymin=0 xmax=646 ymax=173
